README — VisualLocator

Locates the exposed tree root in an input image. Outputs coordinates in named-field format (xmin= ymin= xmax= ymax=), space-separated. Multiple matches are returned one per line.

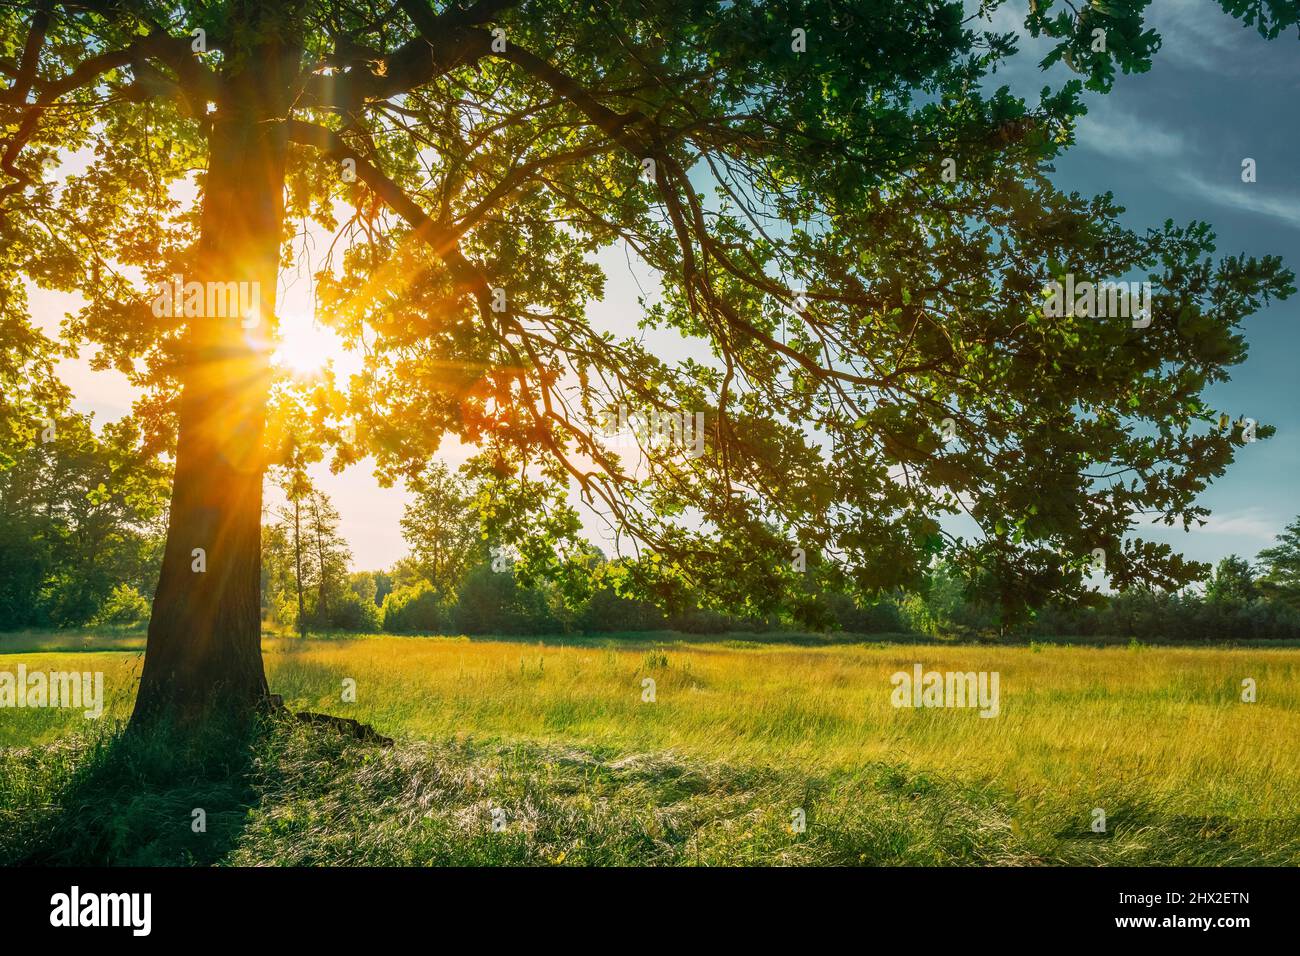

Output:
xmin=266 ymin=695 xmax=394 ymax=746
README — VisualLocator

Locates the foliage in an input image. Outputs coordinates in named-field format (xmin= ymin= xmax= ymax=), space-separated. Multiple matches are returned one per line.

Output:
xmin=449 ymin=562 xmax=561 ymax=636
xmin=399 ymin=462 xmax=483 ymax=600
xmin=1030 ymin=587 xmax=1300 ymax=643
xmin=90 ymin=582 xmax=152 ymax=628
xmin=320 ymin=587 xmax=381 ymax=632
xmin=261 ymin=478 xmax=355 ymax=634
xmin=2 ymin=0 xmax=1294 ymax=644
xmin=300 ymin=492 xmax=352 ymax=628
xmin=1256 ymin=516 xmax=1300 ymax=609
xmin=1205 ymin=554 xmax=1257 ymax=607
xmin=380 ymin=582 xmax=449 ymax=634
xmin=578 ymin=584 xmax=668 ymax=633
xmin=0 ymin=412 xmax=167 ymax=629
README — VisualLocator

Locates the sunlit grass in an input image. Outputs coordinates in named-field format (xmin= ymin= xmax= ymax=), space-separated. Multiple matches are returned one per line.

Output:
xmin=5 ymin=635 xmax=1298 ymax=824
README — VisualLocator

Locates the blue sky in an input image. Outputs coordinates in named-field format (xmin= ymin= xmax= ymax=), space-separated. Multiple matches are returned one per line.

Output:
xmin=576 ymin=0 xmax=1300 ymax=574
xmin=1008 ymin=0 xmax=1300 ymax=569
xmin=38 ymin=0 xmax=1299 ymax=573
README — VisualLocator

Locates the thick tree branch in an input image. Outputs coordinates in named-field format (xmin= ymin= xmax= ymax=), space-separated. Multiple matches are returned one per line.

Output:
xmin=1 ymin=31 xmax=219 ymax=199
xmin=1 ymin=1 xmax=52 ymax=106
xmin=300 ymin=0 xmax=520 ymax=114
xmin=490 ymin=39 xmax=646 ymax=143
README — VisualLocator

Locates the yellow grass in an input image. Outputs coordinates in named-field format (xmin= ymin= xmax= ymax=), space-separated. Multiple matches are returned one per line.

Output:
xmin=5 ymin=635 xmax=1298 ymax=820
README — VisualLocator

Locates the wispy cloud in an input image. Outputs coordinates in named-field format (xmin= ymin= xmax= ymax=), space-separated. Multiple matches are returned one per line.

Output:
xmin=1074 ymin=102 xmax=1187 ymax=160
xmin=1195 ymin=508 xmax=1281 ymax=542
xmin=1149 ymin=0 xmax=1278 ymax=74
xmin=1174 ymin=170 xmax=1300 ymax=230
xmin=1071 ymin=101 xmax=1300 ymax=231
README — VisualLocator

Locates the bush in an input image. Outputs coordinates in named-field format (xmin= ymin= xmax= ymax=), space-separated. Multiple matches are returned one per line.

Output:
xmin=90 ymin=583 xmax=151 ymax=627
xmin=898 ymin=568 xmax=984 ymax=638
xmin=381 ymin=583 xmax=449 ymax=633
xmin=578 ymin=587 xmax=667 ymax=633
xmin=815 ymin=592 xmax=908 ymax=634
xmin=319 ymin=591 xmax=382 ymax=632
xmin=1028 ymin=589 xmax=1300 ymax=642
xmin=666 ymin=606 xmax=738 ymax=634
xmin=451 ymin=564 xmax=560 ymax=635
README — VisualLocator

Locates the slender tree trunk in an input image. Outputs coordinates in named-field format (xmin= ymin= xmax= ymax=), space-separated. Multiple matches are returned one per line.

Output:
xmin=293 ymin=494 xmax=306 ymax=637
xmin=131 ymin=3 xmax=302 ymax=727
xmin=312 ymin=494 xmax=329 ymax=619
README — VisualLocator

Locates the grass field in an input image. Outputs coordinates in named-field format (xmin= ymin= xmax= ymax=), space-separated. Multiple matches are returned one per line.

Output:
xmin=2 ymin=632 xmax=1298 ymax=865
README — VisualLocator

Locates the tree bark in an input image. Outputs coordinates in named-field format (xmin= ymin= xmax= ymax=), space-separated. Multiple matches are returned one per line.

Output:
xmin=312 ymin=493 xmax=329 ymax=619
xmin=131 ymin=3 xmax=302 ymax=728
xmin=294 ymin=493 xmax=305 ymax=637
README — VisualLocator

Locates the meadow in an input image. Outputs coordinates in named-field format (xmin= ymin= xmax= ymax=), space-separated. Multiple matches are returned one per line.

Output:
xmin=2 ymin=632 xmax=1298 ymax=866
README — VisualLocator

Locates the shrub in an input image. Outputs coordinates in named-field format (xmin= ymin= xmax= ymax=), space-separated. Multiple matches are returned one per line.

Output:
xmin=820 ymin=593 xmax=908 ymax=634
xmin=320 ymin=591 xmax=382 ymax=632
xmin=381 ymin=583 xmax=449 ymax=633
xmin=578 ymin=587 xmax=667 ymax=633
xmin=666 ymin=606 xmax=736 ymax=634
xmin=90 ymin=583 xmax=151 ymax=627
xmin=451 ymin=564 xmax=560 ymax=635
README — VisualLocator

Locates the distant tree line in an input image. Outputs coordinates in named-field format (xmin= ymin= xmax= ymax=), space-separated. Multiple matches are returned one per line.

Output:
xmin=0 ymin=412 xmax=167 ymax=629
xmin=268 ymin=464 xmax=1300 ymax=643
xmin=4 ymin=438 xmax=1300 ymax=642
xmin=1025 ymin=547 xmax=1300 ymax=642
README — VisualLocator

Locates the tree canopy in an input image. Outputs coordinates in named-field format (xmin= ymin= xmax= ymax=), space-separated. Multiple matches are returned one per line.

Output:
xmin=0 ymin=409 xmax=166 ymax=627
xmin=1257 ymin=517 xmax=1300 ymax=609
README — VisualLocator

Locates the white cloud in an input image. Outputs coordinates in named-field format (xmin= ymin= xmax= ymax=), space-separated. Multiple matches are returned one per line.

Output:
xmin=1194 ymin=508 xmax=1281 ymax=541
xmin=1150 ymin=0 xmax=1262 ymax=73
xmin=1074 ymin=101 xmax=1188 ymax=159
xmin=1174 ymin=170 xmax=1300 ymax=230
xmin=1069 ymin=102 xmax=1300 ymax=232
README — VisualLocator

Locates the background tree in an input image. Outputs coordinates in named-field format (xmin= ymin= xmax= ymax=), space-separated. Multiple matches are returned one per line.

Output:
xmin=262 ymin=459 xmax=353 ymax=633
xmin=0 ymin=411 xmax=167 ymax=628
xmin=399 ymin=462 xmax=480 ymax=600
xmin=1205 ymin=555 xmax=1257 ymax=608
xmin=260 ymin=516 xmax=298 ymax=631
xmin=262 ymin=431 xmax=319 ymax=636
xmin=1256 ymin=517 xmax=1300 ymax=609
xmin=1 ymin=0 xmax=1294 ymax=726
xmin=302 ymin=489 xmax=352 ymax=627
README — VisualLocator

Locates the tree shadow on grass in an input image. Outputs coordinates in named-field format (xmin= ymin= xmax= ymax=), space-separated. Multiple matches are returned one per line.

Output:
xmin=0 ymin=716 xmax=271 ymax=866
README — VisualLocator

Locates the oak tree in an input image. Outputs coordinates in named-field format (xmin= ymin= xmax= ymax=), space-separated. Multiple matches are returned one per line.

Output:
xmin=1 ymin=0 xmax=1294 ymax=726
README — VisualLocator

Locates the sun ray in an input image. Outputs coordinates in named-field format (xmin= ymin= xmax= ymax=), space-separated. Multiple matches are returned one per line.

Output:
xmin=272 ymin=311 xmax=341 ymax=376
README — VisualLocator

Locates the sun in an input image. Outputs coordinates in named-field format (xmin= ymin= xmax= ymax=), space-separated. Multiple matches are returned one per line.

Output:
xmin=272 ymin=311 xmax=341 ymax=375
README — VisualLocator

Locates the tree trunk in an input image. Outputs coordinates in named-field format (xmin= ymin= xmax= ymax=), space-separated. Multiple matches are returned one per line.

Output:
xmin=312 ymin=494 xmax=328 ymax=619
xmin=294 ymin=494 xmax=305 ymax=637
xmin=131 ymin=4 xmax=302 ymax=728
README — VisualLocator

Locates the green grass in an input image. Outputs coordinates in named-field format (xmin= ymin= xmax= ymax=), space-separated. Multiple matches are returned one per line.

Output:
xmin=0 ymin=628 xmax=147 ymax=654
xmin=2 ymin=632 xmax=1298 ymax=865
